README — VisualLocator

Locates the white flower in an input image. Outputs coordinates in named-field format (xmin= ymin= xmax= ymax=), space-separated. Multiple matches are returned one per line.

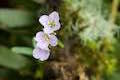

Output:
xmin=33 ymin=47 xmax=50 ymax=61
xmin=39 ymin=11 xmax=61 ymax=34
xmin=34 ymin=31 xmax=58 ymax=50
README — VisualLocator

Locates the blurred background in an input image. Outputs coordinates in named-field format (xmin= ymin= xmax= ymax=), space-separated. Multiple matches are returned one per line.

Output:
xmin=0 ymin=0 xmax=120 ymax=80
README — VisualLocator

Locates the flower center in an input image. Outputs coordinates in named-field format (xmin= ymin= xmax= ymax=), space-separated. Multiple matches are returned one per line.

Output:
xmin=44 ymin=34 xmax=50 ymax=43
xmin=48 ymin=21 xmax=56 ymax=27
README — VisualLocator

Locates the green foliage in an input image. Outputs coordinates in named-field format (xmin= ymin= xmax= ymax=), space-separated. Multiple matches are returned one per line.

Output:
xmin=0 ymin=9 xmax=34 ymax=28
xmin=11 ymin=46 xmax=33 ymax=56
xmin=0 ymin=46 xmax=29 ymax=69
xmin=58 ymin=40 xmax=64 ymax=48
xmin=60 ymin=0 xmax=120 ymax=79
xmin=104 ymin=72 xmax=120 ymax=80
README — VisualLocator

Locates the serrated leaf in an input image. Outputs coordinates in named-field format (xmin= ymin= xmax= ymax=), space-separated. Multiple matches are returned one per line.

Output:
xmin=0 ymin=46 xmax=29 ymax=69
xmin=0 ymin=9 xmax=34 ymax=28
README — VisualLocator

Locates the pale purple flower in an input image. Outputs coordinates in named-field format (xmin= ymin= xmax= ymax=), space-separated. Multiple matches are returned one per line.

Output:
xmin=33 ymin=11 xmax=61 ymax=61
xmin=34 ymin=31 xmax=58 ymax=50
xmin=39 ymin=11 xmax=61 ymax=34
xmin=33 ymin=47 xmax=50 ymax=61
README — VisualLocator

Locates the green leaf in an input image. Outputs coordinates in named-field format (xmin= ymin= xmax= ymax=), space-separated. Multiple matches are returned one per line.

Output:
xmin=11 ymin=47 xmax=33 ymax=56
xmin=0 ymin=9 xmax=34 ymax=28
xmin=32 ymin=37 xmax=37 ymax=48
xmin=0 ymin=46 xmax=29 ymax=69
xmin=58 ymin=40 xmax=64 ymax=48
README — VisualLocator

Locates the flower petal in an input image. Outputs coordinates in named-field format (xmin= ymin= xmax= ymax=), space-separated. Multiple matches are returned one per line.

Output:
xmin=49 ymin=11 xmax=59 ymax=21
xmin=43 ymin=27 xmax=54 ymax=34
xmin=36 ymin=41 xmax=49 ymax=50
xmin=34 ymin=31 xmax=44 ymax=42
xmin=35 ymin=31 xmax=49 ymax=50
xmin=39 ymin=15 xmax=49 ymax=26
xmin=49 ymin=34 xmax=58 ymax=46
xmin=53 ymin=21 xmax=61 ymax=31
xmin=33 ymin=48 xmax=50 ymax=61
xmin=43 ymin=22 xmax=60 ymax=34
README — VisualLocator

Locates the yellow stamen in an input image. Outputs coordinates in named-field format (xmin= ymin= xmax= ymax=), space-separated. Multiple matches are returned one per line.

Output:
xmin=44 ymin=34 xmax=50 ymax=43
xmin=48 ymin=21 xmax=56 ymax=27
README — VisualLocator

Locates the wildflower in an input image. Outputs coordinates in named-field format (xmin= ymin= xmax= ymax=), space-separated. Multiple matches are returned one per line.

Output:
xmin=33 ymin=11 xmax=60 ymax=61
xmin=33 ymin=47 xmax=50 ymax=61
xmin=39 ymin=11 xmax=61 ymax=34
xmin=34 ymin=31 xmax=58 ymax=50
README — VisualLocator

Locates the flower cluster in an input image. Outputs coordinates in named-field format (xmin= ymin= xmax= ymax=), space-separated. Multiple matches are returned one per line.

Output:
xmin=33 ymin=11 xmax=61 ymax=61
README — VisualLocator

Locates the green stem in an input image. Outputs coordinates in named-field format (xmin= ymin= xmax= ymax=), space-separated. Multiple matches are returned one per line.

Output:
xmin=110 ymin=0 xmax=119 ymax=23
